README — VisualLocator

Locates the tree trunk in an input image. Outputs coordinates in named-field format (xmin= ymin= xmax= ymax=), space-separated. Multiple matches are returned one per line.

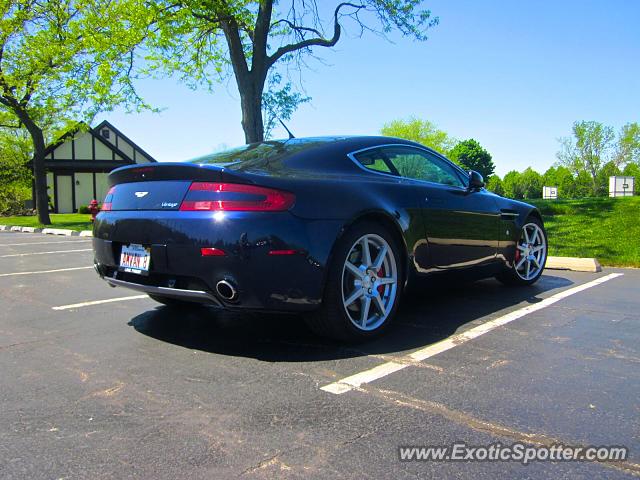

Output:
xmin=19 ymin=114 xmax=51 ymax=224
xmin=239 ymin=79 xmax=265 ymax=144
xmin=590 ymin=170 xmax=599 ymax=197
xmin=32 ymin=133 xmax=51 ymax=225
xmin=220 ymin=15 xmax=268 ymax=144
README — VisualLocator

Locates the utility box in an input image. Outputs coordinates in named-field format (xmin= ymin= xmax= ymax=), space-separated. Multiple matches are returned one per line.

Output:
xmin=609 ymin=176 xmax=635 ymax=197
xmin=543 ymin=186 xmax=558 ymax=199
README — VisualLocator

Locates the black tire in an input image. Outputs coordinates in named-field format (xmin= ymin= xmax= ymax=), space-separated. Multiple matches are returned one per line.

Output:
xmin=305 ymin=221 xmax=404 ymax=342
xmin=148 ymin=294 xmax=201 ymax=307
xmin=496 ymin=215 xmax=548 ymax=286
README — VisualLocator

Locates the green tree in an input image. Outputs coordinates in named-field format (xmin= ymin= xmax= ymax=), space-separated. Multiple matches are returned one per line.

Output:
xmin=380 ymin=117 xmax=457 ymax=157
xmin=543 ymin=165 xmax=578 ymax=198
xmin=519 ymin=167 xmax=543 ymax=199
xmin=0 ymin=129 xmax=31 ymax=186
xmin=448 ymin=138 xmax=494 ymax=179
xmin=542 ymin=166 xmax=558 ymax=188
xmin=557 ymin=120 xmax=615 ymax=196
xmin=596 ymin=161 xmax=621 ymax=196
xmin=615 ymin=122 xmax=640 ymax=166
xmin=502 ymin=170 xmax=524 ymax=199
xmin=622 ymin=163 xmax=640 ymax=195
xmin=485 ymin=175 xmax=504 ymax=196
xmin=150 ymin=1 xmax=438 ymax=144
xmin=0 ymin=0 xmax=151 ymax=224
xmin=574 ymin=170 xmax=593 ymax=197
xmin=0 ymin=129 xmax=32 ymax=214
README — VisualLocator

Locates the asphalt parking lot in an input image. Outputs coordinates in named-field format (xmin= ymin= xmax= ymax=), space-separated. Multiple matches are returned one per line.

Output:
xmin=0 ymin=231 xmax=638 ymax=479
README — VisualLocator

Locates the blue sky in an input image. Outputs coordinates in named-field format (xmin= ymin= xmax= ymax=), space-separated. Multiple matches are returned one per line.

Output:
xmin=105 ymin=0 xmax=640 ymax=176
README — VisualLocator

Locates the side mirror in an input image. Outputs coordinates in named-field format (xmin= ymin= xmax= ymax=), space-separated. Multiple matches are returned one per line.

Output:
xmin=468 ymin=170 xmax=485 ymax=190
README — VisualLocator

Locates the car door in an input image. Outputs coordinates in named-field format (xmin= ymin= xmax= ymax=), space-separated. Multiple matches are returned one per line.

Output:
xmin=380 ymin=146 xmax=501 ymax=270
xmin=349 ymin=147 xmax=433 ymax=272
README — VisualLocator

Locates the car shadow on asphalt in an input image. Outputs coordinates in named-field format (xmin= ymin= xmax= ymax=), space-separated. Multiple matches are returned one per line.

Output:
xmin=127 ymin=273 xmax=574 ymax=361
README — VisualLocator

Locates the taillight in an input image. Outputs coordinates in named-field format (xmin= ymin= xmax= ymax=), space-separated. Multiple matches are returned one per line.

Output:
xmin=179 ymin=182 xmax=295 ymax=212
xmin=200 ymin=247 xmax=226 ymax=256
xmin=101 ymin=186 xmax=116 ymax=211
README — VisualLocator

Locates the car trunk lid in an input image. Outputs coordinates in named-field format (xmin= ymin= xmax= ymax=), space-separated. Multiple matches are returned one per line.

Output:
xmin=104 ymin=163 xmax=251 ymax=211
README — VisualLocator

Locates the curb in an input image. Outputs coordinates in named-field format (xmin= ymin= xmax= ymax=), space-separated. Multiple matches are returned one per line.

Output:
xmin=41 ymin=228 xmax=79 ymax=236
xmin=0 ymin=224 xmax=92 ymax=237
xmin=19 ymin=226 xmax=43 ymax=233
xmin=546 ymin=256 xmax=602 ymax=273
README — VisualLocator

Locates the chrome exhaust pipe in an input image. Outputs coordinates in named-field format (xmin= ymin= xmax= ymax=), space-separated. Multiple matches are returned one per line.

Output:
xmin=216 ymin=279 xmax=238 ymax=301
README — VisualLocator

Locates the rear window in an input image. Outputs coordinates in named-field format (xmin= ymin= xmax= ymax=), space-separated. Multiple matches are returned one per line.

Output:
xmin=185 ymin=138 xmax=337 ymax=173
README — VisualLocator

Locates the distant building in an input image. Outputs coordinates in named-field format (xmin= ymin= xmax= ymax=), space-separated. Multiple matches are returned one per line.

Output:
xmin=36 ymin=121 xmax=156 ymax=213
xmin=609 ymin=176 xmax=635 ymax=197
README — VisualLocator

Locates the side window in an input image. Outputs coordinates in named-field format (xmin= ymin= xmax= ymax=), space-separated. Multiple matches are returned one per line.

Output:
xmin=353 ymin=149 xmax=396 ymax=175
xmin=383 ymin=147 xmax=465 ymax=188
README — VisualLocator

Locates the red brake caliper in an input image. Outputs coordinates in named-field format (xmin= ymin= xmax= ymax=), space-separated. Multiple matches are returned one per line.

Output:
xmin=377 ymin=264 xmax=386 ymax=294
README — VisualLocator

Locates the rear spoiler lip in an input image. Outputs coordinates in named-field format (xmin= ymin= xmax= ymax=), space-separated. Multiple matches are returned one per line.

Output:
xmin=108 ymin=162 xmax=252 ymax=186
xmin=110 ymin=161 xmax=215 ymax=173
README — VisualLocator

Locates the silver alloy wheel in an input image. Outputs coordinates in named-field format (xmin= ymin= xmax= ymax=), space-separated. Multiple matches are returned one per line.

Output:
xmin=515 ymin=222 xmax=547 ymax=281
xmin=341 ymin=234 xmax=398 ymax=331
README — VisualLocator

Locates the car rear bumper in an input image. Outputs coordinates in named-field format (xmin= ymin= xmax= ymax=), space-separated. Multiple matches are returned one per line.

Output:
xmin=92 ymin=210 xmax=344 ymax=312
xmin=100 ymin=273 xmax=223 ymax=306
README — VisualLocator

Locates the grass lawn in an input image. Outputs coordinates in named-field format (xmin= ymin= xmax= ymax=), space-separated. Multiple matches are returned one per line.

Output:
xmin=1 ymin=198 xmax=638 ymax=267
xmin=0 ymin=213 xmax=93 ymax=232
xmin=529 ymin=196 xmax=640 ymax=268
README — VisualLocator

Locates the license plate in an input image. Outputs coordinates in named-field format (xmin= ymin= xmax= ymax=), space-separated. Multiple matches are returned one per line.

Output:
xmin=119 ymin=244 xmax=151 ymax=274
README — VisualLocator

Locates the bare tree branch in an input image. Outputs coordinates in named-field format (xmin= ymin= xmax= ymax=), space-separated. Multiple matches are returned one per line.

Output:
xmin=270 ymin=18 xmax=323 ymax=38
xmin=266 ymin=2 xmax=365 ymax=68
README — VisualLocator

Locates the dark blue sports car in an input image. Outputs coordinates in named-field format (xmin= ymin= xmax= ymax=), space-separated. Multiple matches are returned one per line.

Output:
xmin=92 ymin=136 xmax=547 ymax=341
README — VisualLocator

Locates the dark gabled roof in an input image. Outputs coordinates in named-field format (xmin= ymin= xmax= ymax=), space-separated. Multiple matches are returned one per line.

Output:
xmin=94 ymin=120 xmax=157 ymax=163
xmin=41 ymin=120 xmax=156 ymax=164
xmin=42 ymin=123 xmax=85 ymax=157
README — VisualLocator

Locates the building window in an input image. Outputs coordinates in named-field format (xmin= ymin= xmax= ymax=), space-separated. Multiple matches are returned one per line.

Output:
xmin=101 ymin=128 xmax=110 ymax=139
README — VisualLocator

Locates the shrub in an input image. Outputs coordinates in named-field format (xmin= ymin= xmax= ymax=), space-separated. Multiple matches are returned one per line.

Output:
xmin=486 ymin=175 xmax=504 ymax=196
xmin=78 ymin=205 xmax=91 ymax=214
xmin=0 ymin=183 xmax=32 ymax=216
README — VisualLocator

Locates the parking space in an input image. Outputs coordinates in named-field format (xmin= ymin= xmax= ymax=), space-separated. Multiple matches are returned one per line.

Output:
xmin=0 ymin=231 xmax=638 ymax=479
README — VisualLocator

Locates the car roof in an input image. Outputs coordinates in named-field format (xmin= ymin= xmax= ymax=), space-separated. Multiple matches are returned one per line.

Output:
xmin=185 ymin=136 xmax=418 ymax=162
xmin=185 ymin=136 xmax=439 ymax=172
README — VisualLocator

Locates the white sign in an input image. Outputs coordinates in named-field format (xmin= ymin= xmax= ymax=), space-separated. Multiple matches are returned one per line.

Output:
xmin=543 ymin=186 xmax=558 ymax=199
xmin=609 ymin=176 xmax=635 ymax=197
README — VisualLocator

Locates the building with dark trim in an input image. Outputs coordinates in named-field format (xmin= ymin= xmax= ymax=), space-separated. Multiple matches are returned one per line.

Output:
xmin=39 ymin=120 xmax=156 ymax=213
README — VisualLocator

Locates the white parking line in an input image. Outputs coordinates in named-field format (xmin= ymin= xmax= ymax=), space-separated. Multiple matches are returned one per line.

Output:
xmin=321 ymin=272 xmax=624 ymax=395
xmin=0 ymin=266 xmax=93 ymax=277
xmin=0 ymin=249 xmax=92 ymax=258
xmin=52 ymin=295 xmax=148 ymax=310
xmin=0 ymin=240 xmax=91 ymax=247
